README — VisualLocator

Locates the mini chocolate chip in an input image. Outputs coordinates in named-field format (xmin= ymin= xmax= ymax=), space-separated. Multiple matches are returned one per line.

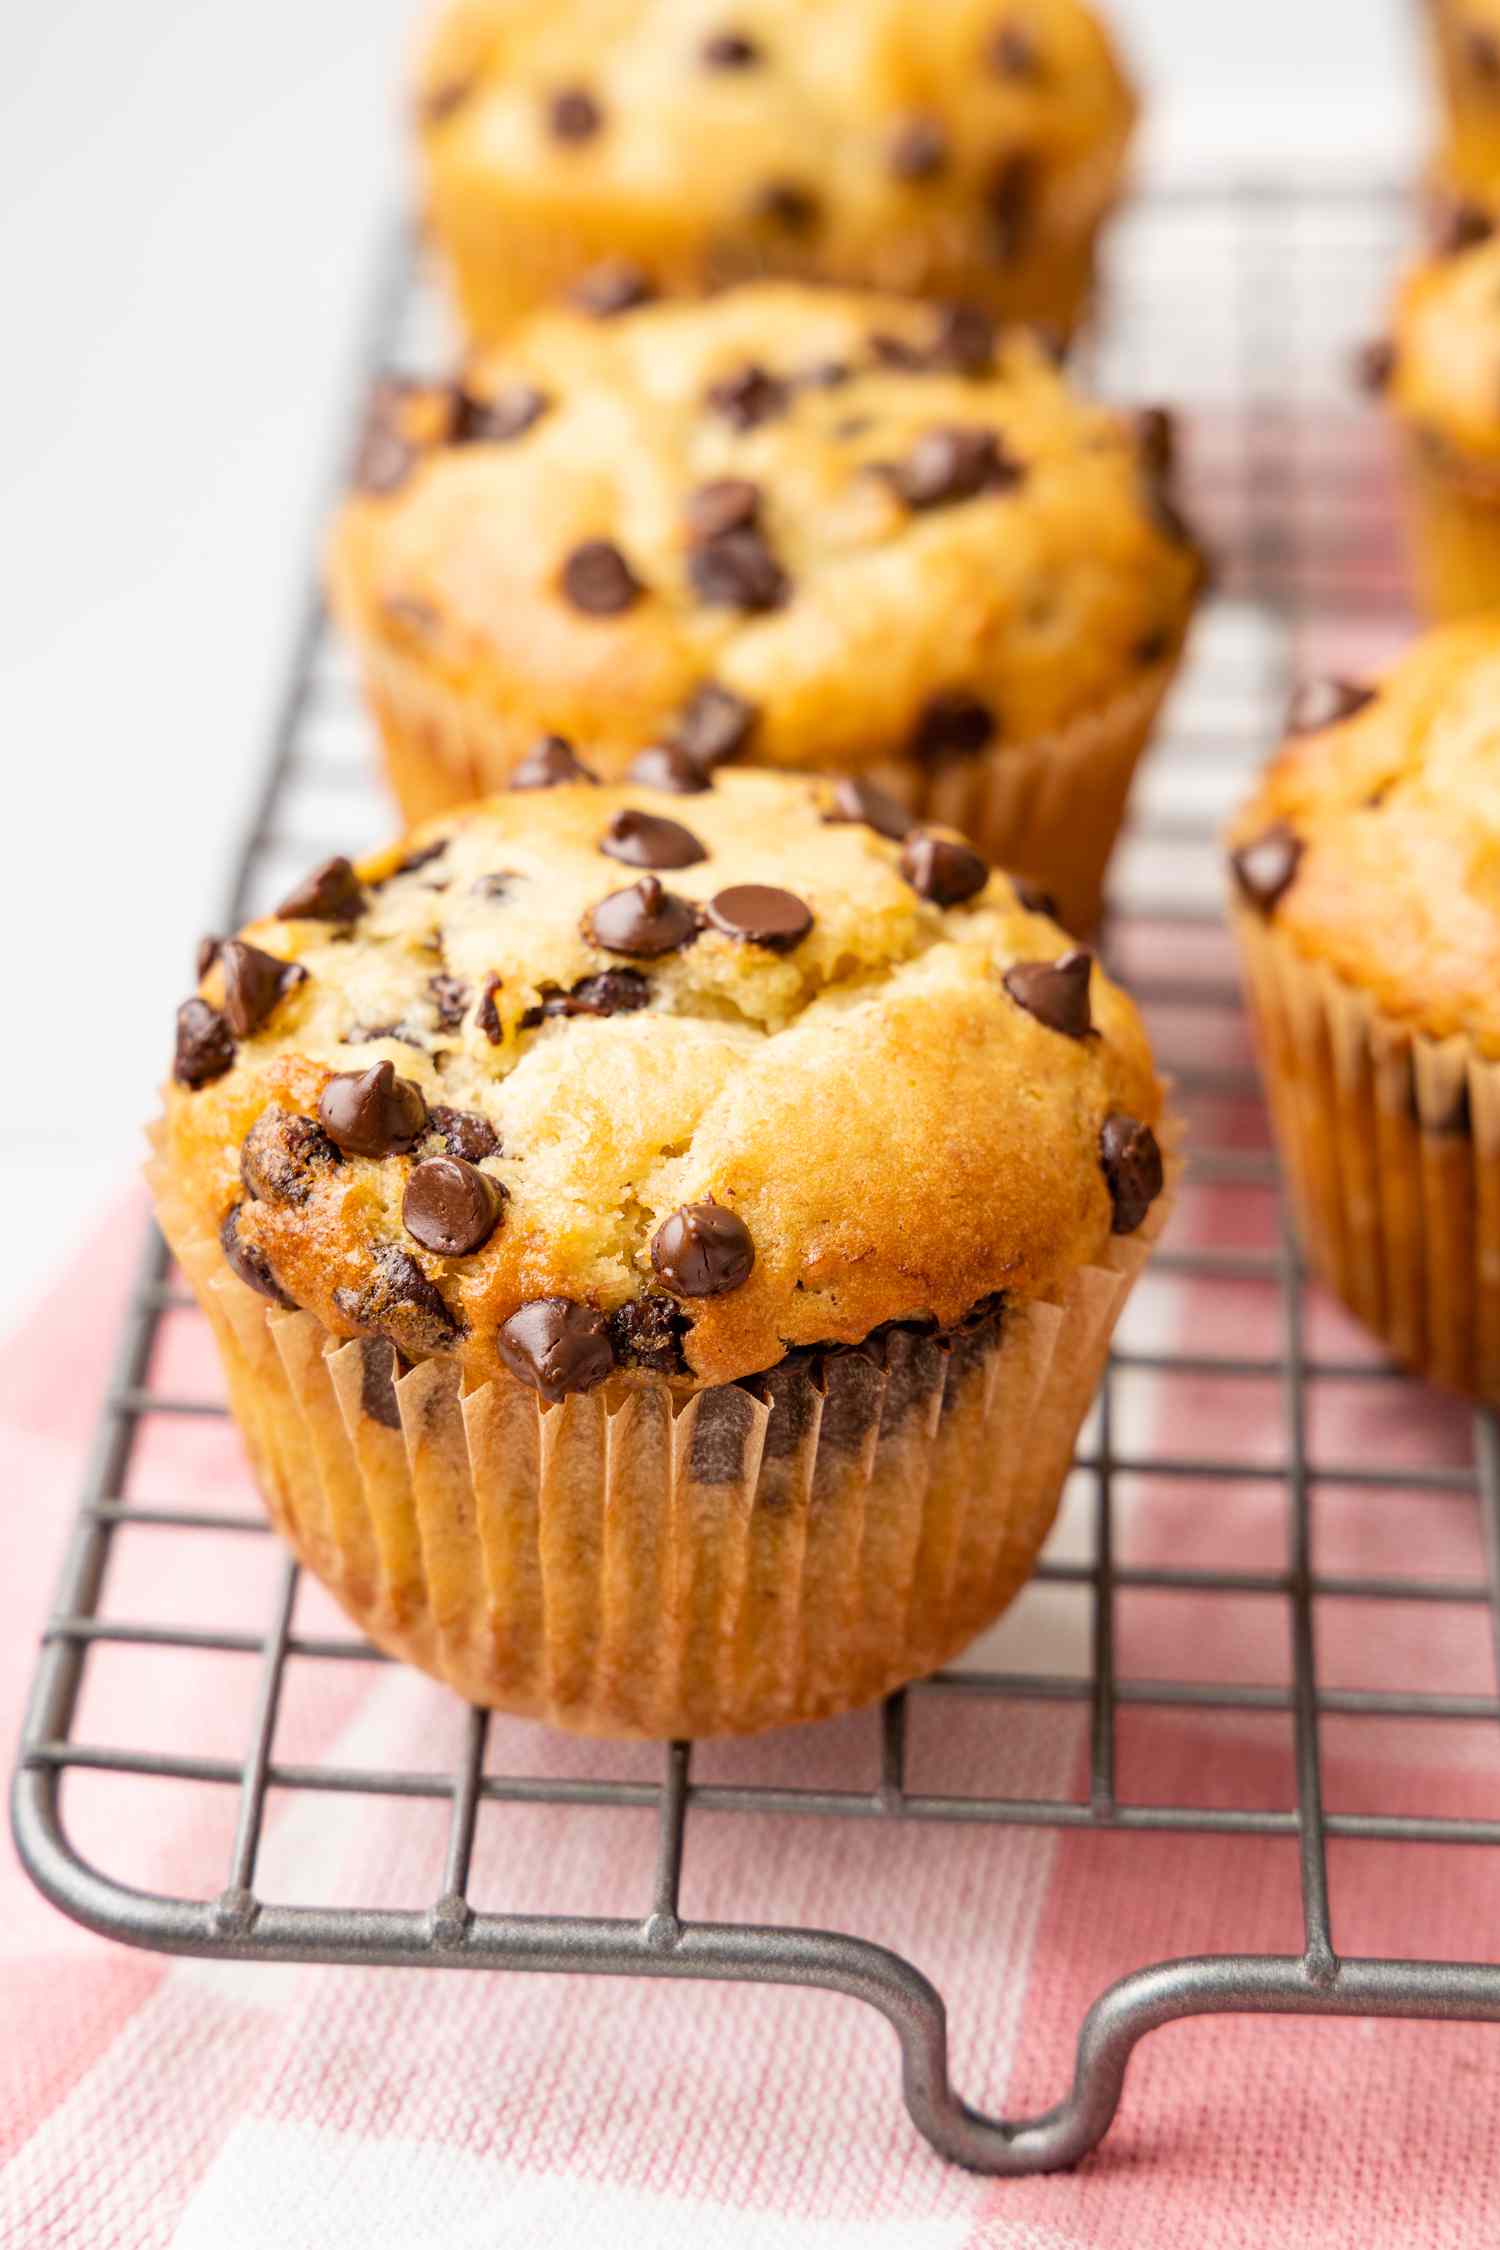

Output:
xmin=822 ymin=775 xmax=914 ymax=841
xmin=428 ymin=1105 xmax=500 ymax=1162
xmin=600 ymin=808 xmax=708 ymax=869
xmin=561 ymin=539 xmax=644 ymax=616
xmin=1285 ymin=677 xmax=1376 ymax=734
xmin=403 ymin=1155 xmax=505 ymax=1256
xmin=241 ymin=1106 xmax=340 ymax=1204
xmin=510 ymin=734 xmax=598 ymax=789
xmin=684 ymin=477 xmax=761 ymax=542
xmin=930 ymin=301 xmax=997 ymax=377
xmin=220 ymin=1204 xmax=296 ymax=1309
xmin=1099 ymin=1114 xmax=1164 ymax=1235
xmin=1355 ymin=338 xmax=1397 ymax=394
xmin=688 ymin=526 xmax=789 ymax=611
xmin=336 ymin=1243 xmax=461 ymax=1355
xmin=910 ymin=691 xmax=997 ymax=761
xmin=276 ymin=855 xmax=366 ymax=923
xmin=450 ymin=382 xmax=551 ymax=443
xmin=352 ymin=378 xmax=423 ymax=495
xmin=1433 ymin=196 xmax=1494 ymax=257
xmin=989 ymin=153 xmax=1035 ymax=261
xmin=706 ymin=883 xmax=813 ymax=951
xmin=1012 ymin=877 xmax=1059 ymax=919
xmin=570 ymin=260 xmax=655 ymax=317
xmin=428 ymin=974 xmax=470 ymax=1029
xmin=220 ymin=941 xmax=306 ymax=1039
xmin=477 ymin=974 xmax=504 ymax=1044
xmin=1230 ymin=823 xmax=1304 ymax=916
xmin=701 ymin=25 xmax=761 ymax=66
xmin=627 ymin=743 xmax=713 ymax=793
xmin=318 ymin=1060 xmax=429 ymax=1157
xmin=359 ymin=1335 xmax=403 ymax=1430
xmin=652 ymin=1202 xmax=755 ymax=1297
xmin=524 ymin=969 xmax=653 ymax=1025
xmin=890 ymin=117 xmax=949 ymax=181
xmin=752 ymin=179 xmax=820 ymax=231
xmin=1003 ymin=949 xmax=1094 ymax=1039
xmin=704 ymin=363 xmax=790 ymax=430
xmin=548 ymin=84 xmax=602 ymax=140
xmin=196 ymin=935 xmax=222 ymax=980
xmin=900 ymin=829 xmax=989 ymax=906
xmin=989 ymin=19 xmax=1041 ymax=75
xmin=893 ymin=427 xmax=1022 ymax=508
xmin=608 ymin=1293 xmax=689 ymax=1374
xmin=586 ymin=875 xmax=701 ymax=957
xmin=671 ymin=682 xmax=758 ymax=767
xmin=498 ymin=1299 xmax=615 ymax=1401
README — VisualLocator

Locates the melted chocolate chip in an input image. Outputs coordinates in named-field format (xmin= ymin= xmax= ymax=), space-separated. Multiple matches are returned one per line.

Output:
xmin=608 ymin=1293 xmax=690 ymax=1374
xmin=510 ymin=735 xmax=598 ymax=789
xmin=241 ymin=1106 xmax=340 ymax=1204
xmin=318 ymin=1060 xmax=429 ymax=1157
xmin=684 ymin=477 xmax=761 ymax=542
xmin=219 ymin=942 xmax=305 ymax=1039
xmin=428 ymin=974 xmax=470 ymax=1029
xmin=335 ymin=1243 xmax=460 ymax=1355
xmin=900 ymin=830 xmax=989 ymax=906
xmin=1003 ymin=949 xmax=1094 ymax=1039
xmin=893 ymin=426 xmax=1022 ymax=508
xmin=451 ymin=382 xmax=551 ymax=444
xmin=352 ymin=378 xmax=423 ymax=496
xmin=1286 ymin=677 xmax=1376 ymax=735
xmin=561 ymin=539 xmax=644 ymax=616
xmin=600 ymin=808 xmax=708 ymax=869
xmin=704 ymin=363 xmax=790 ymax=430
xmin=1355 ymin=338 xmax=1397 ymax=395
xmin=822 ymin=775 xmax=914 ymax=841
xmin=989 ymin=152 xmax=1035 ymax=262
xmin=751 ymin=179 xmax=820 ymax=232
xmin=548 ymin=84 xmax=602 ymax=140
xmin=477 ymin=974 xmax=504 ymax=1044
xmin=403 ymin=1155 xmax=505 ymax=1256
xmin=989 ymin=19 xmax=1041 ymax=75
xmin=391 ymin=838 xmax=448 ymax=879
xmin=910 ymin=691 xmax=997 ymax=761
xmin=358 ymin=1335 xmax=404 ymax=1430
xmin=196 ymin=935 xmax=222 ymax=980
xmin=701 ymin=25 xmax=761 ymax=66
xmin=523 ymin=969 xmax=652 ymax=1025
xmin=706 ymin=884 xmax=813 ymax=951
xmin=628 ymin=743 xmax=713 ymax=793
xmin=276 ymin=856 xmax=365 ymax=923
xmin=220 ymin=1203 xmax=296 ymax=1308
xmin=428 ymin=1106 xmax=500 ymax=1162
xmin=930 ymin=302 xmax=997 ymax=377
xmin=1099 ymin=1114 xmax=1164 ymax=1235
xmin=570 ymin=259 xmax=656 ymax=317
xmin=651 ymin=1202 xmax=756 ymax=1297
xmin=1229 ymin=823 xmax=1304 ymax=917
xmin=890 ymin=117 xmax=949 ymax=181
xmin=586 ymin=875 xmax=701 ymax=957
xmin=671 ymin=682 xmax=758 ymax=767
xmin=688 ymin=526 xmax=789 ymax=611
xmin=498 ymin=1299 xmax=614 ymax=1401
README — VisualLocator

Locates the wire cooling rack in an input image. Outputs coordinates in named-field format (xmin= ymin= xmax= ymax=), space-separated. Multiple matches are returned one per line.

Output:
xmin=14 ymin=176 xmax=1500 ymax=2176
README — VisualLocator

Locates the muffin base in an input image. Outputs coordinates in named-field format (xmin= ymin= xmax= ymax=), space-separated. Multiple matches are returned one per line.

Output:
xmin=149 ymin=1145 xmax=1169 ymax=1738
xmin=1396 ymin=429 xmax=1500 ymax=620
xmin=1233 ymin=906 xmax=1500 ymax=1402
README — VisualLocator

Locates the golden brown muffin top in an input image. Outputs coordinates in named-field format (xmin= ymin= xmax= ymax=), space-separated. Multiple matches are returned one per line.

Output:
xmin=329 ymin=283 xmax=1198 ymax=775
xmin=1380 ymin=217 xmax=1500 ymax=466
xmin=163 ymin=769 xmax=1164 ymax=1395
xmin=1228 ymin=621 xmax=1500 ymax=1054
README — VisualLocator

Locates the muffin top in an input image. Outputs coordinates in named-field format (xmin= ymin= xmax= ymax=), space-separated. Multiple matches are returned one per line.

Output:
xmin=1378 ymin=214 xmax=1500 ymax=466
xmin=164 ymin=769 xmax=1164 ymax=1395
xmin=415 ymin=0 xmax=1135 ymax=290
xmin=329 ymin=283 xmax=1199 ymax=776
xmin=1228 ymin=621 xmax=1500 ymax=1054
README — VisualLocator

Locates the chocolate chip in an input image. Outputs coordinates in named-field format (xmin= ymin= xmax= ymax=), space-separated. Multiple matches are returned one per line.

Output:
xmin=428 ymin=1106 xmax=499 ymax=1162
xmin=524 ymin=969 xmax=652 ymax=1025
xmin=428 ymin=974 xmax=470 ymax=1029
xmin=684 ymin=477 xmax=761 ymax=542
xmin=219 ymin=941 xmax=306 ymax=1039
xmin=701 ymin=25 xmax=761 ymax=66
xmin=929 ymin=301 xmax=997 ymax=377
xmin=548 ymin=84 xmax=603 ymax=140
xmin=1285 ymin=677 xmax=1376 ymax=734
xmin=343 ymin=1019 xmax=426 ymax=1050
xmin=471 ymin=872 xmax=517 ymax=901
xmin=688 ymin=526 xmax=789 ymax=611
xmin=450 ymin=382 xmax=551 ymax=444
xmin=510 ymin=733 xmax=597 ymax=789
xmin=276 ymin=856 xmax=366 ymax=923
xmin=1003 ymin=949 xmax=1094 ymax=1038
xmin=706 ymin=883 xmax=813 ymax=951
xmin=570 ymin=260 xmax=655 ymax=317
xmin=822 ymin=775 xmax=914 ymax=841
xmin=477 ymin=974 xmax=504 ymax=1044
xmin=1229 ymin=823 xmax=1304 ymax=916
xmin=893 ymin=427 xmax=1022 ymax=508
xmin=586 ymin=876 xmax=701 ymax=957
xmin=402 ymin=1155 xmax=505 ymax=1257
xmin=241 ymin=1106 xmax=340 ymax=1204
xmin=1099 ymin=1114 xmax=1164 ymax=1235
xmin=671 ymin=682 xmax=758 ymax=767
xmin=704 ymin=363 xmax=789 ymax=430
xmin=989 ymin=153 xmax=1035 ymax=262
xmin=497 ymin=1299 xmax=614 ymax=1401
xmin=391 ymin=838 xmax=448 ymax=878
xmin=352 ymin=377 xmax=423 ymax=496
xmin=561 ymin=539 xmax=644 ymax=616
xmin=1134 ymin=626 xmax=1172 ymax=668
xmin=989 ymin=20 xmax=1041 ymax=75
xmin=651 ymin=1202 xmax=755 ymax=1296
xmin=335 ymin=1243 xmax=460 ymax=1355
xmin=890 ymin=117 xmax=949 ymax=181
xmin=196 ymin=935 xmax=222 ymax=980
xmin=1012 ymin=877 xmax=1059 ymax=919
xmin=358 ymin=1335 xmax=404 ymax=1430
xmin=600 ymin=808 xmax=708 ymax=870
xmin=1135 ymin=406 xmax=1175 ymax=479
xmin=751 ymin=180 xmax=820 ymax=232
xmin=219 ymin=1203 xmax=296 ymax=1309
xmin=608 ymin=1294 xmax=689 ymax=1375
xmin=910 ymin=691 xmax=997 ymax=761
xmin=627 ymin=743 xmax=713 ymax=793
xmin=1355 ymin=338 xmax=1397 ymax=395
xmin=1433 ymin=196 xmax=1494 ymax=257
xmin=318 ymin=1060 xmax=429 ymax=1157
xmin=1469 ymin=26 xmax=1500 ymax=81
xmin=900 ymin=830 xmax=989 ymax=906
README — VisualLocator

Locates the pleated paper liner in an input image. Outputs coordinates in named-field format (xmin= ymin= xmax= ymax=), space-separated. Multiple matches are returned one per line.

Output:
xmin=1234 ymin=907 xmax=1500 ymax=1403
xmin=1397 ymin=429 xmax=1500 ymax=622
xmin=147 ymin=1140 xmax=1173 ymax=1739
xmin=348 ymin=636 xmax=1184 ymax=939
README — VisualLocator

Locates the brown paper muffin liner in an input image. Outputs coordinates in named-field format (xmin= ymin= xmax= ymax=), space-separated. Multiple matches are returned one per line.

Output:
xmin=1396 ymin=429 xmax=1500 ymax=621
xmin=1232 ymin=906 xmax=1500 ymax=1402
xmin=147 ymin=1141 xmax=1171 ymax=1738
xmin=356 ymin=640 xmax=1182 ymax=937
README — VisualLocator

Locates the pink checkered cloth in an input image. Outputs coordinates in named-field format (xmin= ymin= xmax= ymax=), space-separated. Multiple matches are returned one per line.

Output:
xmin=4 ymin=1116 xmax=1498 ymax=2246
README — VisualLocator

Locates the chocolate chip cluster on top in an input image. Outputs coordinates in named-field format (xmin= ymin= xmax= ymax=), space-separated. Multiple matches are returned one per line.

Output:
xmin=165 ymin=766 xmax=1164 ymax=1399
xmin=329 ymin=280 xmax=1201 ymax=794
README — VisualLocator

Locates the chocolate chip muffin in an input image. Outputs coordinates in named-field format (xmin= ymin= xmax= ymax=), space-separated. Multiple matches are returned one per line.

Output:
xmin=329 ymin=283 xmax=1201 ymax=935
xmin=151 ymin=768 xmax=1171 ymax=1736
xmin=1228 ymin=622 xmax=1500 ymax=1401
xmin=415 ymin=0 xmax=1137 ymax=347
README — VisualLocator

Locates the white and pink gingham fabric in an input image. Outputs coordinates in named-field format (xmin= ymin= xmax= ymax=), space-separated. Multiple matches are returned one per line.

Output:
xmin=4 ymin=1143 xmax=1498 ymax=2247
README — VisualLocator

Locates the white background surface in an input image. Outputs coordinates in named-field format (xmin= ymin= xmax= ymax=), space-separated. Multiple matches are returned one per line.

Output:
xmin=0 ymin=0 xmax=1425 ymax=1330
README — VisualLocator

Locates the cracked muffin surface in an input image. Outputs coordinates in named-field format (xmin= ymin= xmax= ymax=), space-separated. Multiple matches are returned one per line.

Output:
xmin=162 ymin=768 xmax=1164 ymax=1391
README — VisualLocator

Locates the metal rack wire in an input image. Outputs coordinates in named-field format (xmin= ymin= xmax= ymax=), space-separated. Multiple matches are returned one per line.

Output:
xmin=13 ymin=177 xmax=1500 ymax=2176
